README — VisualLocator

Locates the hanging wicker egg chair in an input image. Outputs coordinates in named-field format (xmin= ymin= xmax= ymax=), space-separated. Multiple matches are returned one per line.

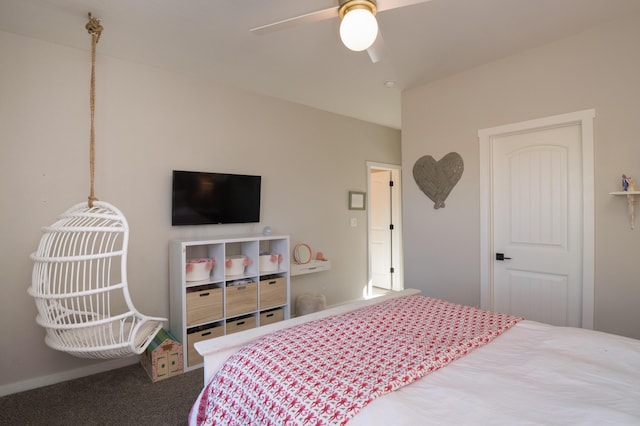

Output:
xmin=28 ymin=14 xmax=166 ymax=358
xmin=29 ymin=201 xmax=166 ymax=358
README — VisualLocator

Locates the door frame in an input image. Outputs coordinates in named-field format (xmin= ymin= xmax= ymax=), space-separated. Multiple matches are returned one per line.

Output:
xmin=366 ymin=161 xmax=404 ymax=297
xmin=478 ymin=109 xmax=595 ymax=329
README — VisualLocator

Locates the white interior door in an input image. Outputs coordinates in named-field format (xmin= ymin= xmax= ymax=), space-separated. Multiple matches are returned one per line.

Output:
xmin=479 ymin=110 xmax=595 ymax=328
xmin=370 ymin=169 xmax=392 ymax=290
xmin=493 ymin=125 xmax=582 ymax=326
xmin=367 ymin=163 xmax=403 ymax=294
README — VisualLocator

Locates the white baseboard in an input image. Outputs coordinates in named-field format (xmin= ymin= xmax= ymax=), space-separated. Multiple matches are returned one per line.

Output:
xmin=0 ymin=357 xmax=138 ymax=397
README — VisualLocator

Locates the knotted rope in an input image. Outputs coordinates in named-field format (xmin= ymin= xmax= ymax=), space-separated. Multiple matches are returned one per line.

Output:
xmin=85 ymin=13 xmax=103 ymax=207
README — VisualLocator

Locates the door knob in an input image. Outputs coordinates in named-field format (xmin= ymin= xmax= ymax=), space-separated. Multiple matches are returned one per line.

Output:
xmin=495 ymin=253 xmax=512 ymax=261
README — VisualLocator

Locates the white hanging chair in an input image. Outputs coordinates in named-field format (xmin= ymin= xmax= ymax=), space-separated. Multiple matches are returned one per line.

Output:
xmin=29 ymin=201 xmax=166 ymax=359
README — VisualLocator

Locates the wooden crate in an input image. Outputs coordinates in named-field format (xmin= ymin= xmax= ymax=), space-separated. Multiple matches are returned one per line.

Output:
xmin=140 ymin=329 xmax=183 ymax=382
xmin=260 ymin=308 xmax=284 ymax=326
xmin=186 ymin=286 xmax=223 ymax=326
xmin=226 ymin=282 xmax=257 ymax=317
xmin=186 ymin=324 xmax=224 ymax=367
xmin=226 ymin=315 xmax=256 ymax=335
xmin=259 ymin=277 xmax=286 ymax=308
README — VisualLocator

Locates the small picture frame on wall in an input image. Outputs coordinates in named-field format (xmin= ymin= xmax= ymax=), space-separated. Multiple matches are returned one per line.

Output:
xmin=349 ymin=191 xmax=366 ymax=210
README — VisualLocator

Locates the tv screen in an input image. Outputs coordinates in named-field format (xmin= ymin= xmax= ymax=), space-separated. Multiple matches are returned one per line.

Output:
xmin=172 ymin=170 xmax=261 ymax=226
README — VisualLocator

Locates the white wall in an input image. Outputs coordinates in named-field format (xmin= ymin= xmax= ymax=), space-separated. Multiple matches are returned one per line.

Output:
xmin=402 ymin=13 xmax=640 ymax=340
xmin=0 ymin=30 xmax=400 ymax=394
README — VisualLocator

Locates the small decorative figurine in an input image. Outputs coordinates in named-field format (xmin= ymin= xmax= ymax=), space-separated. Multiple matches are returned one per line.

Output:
xmin=622 ymin=174 xmax=636 ymax=192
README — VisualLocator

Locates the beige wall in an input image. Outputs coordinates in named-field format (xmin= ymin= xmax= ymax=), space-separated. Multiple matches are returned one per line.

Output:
xmin=402 ymin=13 xmax=640 ymax=340
xmin=0 ymin=30 xmax=400 ymax=394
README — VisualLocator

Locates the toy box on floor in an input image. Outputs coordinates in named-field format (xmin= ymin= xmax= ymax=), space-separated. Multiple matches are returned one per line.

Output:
xmin=141 ymin=329 xmax=183 ymax=382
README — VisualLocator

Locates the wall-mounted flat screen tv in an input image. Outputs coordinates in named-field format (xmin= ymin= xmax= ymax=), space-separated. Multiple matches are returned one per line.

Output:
xmin=172 ymin=170 xmax=261 ymax=226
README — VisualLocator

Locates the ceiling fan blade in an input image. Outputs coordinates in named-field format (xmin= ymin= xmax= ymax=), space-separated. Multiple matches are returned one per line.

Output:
xmin=250 ymin=0 xmax=432 ymax=36
xmin=377 ymin=0 xmax=433 ymax=13
xmin=250 ymin=6 xmax=339 ymax=35
xmin=366 ymin=32 xmax=386 ymax=63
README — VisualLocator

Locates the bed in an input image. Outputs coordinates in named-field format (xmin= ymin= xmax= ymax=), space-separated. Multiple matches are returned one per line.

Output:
xmin=189 ymin=289 xmax=640 ymax=425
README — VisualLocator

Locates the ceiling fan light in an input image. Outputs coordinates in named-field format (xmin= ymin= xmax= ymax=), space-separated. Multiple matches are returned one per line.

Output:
xmin=339 ymin=7 xmax=378 ymax=52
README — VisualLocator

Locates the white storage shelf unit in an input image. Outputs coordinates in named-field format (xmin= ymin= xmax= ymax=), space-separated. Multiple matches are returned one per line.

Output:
xmin=169 ymin=235 xmax=290 ymax=371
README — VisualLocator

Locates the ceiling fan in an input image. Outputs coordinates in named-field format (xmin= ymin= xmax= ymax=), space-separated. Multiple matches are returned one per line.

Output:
xmin=250 ymin=0 xmax=432 ymax=63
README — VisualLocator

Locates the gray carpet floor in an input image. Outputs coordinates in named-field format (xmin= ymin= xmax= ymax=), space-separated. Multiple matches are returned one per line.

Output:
xmin=0 ymin=363 xmax=204 ymax=426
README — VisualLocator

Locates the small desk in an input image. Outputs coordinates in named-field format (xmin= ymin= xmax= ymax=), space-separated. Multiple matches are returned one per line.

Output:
xmin=290 ymin=260 xmax=331 ymax=276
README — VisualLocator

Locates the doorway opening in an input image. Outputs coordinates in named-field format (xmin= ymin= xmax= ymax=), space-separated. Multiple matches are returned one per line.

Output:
xmin=366 ymin=162 xmax=403 ymax=298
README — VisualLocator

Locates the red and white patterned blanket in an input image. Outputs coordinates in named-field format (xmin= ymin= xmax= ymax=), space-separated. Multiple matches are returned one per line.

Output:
xmin=193 ymin=295 xmax=522 ymax=425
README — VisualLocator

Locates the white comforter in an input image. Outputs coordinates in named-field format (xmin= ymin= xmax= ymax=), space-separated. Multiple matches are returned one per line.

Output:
xmin=190 ymin=304 xmax=640 ymax=425
xmin=350 ymin=320 xmax=640 ymax=425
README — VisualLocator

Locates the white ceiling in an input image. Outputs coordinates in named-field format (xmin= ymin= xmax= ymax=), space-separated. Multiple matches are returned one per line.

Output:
xmin=2 ymin=0 xmax=640 ymax=129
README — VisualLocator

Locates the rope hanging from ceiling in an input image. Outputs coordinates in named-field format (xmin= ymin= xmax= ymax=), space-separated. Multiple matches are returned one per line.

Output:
xmin=85 ymin=12 xmax=103 ymax=207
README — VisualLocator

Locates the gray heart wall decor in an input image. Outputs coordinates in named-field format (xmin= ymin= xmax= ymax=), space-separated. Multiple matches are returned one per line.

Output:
xmin=413 ymin=152 xmax=464 ymax=209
